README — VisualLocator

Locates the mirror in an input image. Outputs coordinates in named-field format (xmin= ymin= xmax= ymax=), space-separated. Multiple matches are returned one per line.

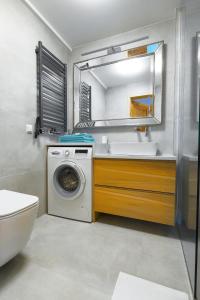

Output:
xmin=74 ymin=41 xmax=164 ymax=128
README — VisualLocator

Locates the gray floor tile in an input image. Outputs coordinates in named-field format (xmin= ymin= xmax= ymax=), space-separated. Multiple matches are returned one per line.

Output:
xmin=0 ymin=214 xmax=192 ymax=299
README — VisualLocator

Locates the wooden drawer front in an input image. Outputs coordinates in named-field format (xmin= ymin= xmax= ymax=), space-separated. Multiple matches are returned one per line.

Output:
xmin=94 ymin=186 xmax=175 ymax=225
xmin=94 ymin=159 xmax=176 ymax=193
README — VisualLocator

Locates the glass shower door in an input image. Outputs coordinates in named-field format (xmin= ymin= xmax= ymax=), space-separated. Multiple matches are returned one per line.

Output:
xmin=195 ymin=31 xmax=200 ymax=300
xmin=177 ymin=8 xmax=200 ymax=298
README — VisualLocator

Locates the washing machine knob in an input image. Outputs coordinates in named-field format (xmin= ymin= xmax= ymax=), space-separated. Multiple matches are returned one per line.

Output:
xmin=65 ymin=150 xmax=70 ymax=156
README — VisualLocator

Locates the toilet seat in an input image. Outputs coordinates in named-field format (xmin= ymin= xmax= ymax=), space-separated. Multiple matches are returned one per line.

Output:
xmin=0 ymin=190 xmax=39 ymax=219
xmin=0 ymin=190 xmax=39 ymax=267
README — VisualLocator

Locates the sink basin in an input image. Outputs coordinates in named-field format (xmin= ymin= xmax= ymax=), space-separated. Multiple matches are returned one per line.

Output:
xmin=109 ymin=142 xmax=158 ymax=156
xmin=94 ymin=143 xmax=109 ymax=155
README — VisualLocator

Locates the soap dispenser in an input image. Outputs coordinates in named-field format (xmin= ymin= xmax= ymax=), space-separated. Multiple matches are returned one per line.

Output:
xmin=102 ymin=136 xmax=109 ymax=153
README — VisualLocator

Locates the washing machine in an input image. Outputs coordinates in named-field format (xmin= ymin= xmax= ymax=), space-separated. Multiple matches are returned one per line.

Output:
xmin=48 ymin=146 xmax=92 ymax=222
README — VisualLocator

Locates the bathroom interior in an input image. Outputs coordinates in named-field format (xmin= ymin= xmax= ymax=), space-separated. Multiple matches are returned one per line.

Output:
xmin=1 ymin=0 xmax=200 ymax=299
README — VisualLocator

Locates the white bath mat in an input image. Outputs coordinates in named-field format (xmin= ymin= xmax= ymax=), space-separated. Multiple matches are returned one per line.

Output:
xmin=112 ymin=272 xmax=189 ymax=300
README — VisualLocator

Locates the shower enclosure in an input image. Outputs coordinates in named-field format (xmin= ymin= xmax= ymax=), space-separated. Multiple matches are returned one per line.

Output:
xmin=177 ymin=4 xmax=200 ymax=299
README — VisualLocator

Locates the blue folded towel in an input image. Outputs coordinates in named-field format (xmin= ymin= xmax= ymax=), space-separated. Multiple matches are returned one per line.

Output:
xmin=58 ymin=133 xmax=95 ymax=143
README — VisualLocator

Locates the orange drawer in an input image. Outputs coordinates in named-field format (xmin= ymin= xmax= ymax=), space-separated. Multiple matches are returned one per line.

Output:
xmin=94 ymin=159 xmax=176 ymax=193
xmin=94 ymin=186 xmax=175 ymax=225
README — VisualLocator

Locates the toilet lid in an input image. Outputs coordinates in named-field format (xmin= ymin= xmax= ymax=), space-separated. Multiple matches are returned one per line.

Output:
xmin=0 ymin=190 xmax=39 ymax=217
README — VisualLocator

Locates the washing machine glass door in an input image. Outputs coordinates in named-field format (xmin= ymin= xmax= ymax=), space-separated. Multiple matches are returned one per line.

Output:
xmin=53 ymin=162 xmax=86 ymax=200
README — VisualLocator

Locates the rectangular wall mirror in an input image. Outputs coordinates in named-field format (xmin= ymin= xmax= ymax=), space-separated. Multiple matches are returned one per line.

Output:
xmin=74 ymin=41 xmax=164 ymax=128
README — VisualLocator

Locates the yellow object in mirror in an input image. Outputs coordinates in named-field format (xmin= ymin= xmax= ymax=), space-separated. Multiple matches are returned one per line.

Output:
xmin=130 ymin=94 xmax=154 ymax=118
xmin=128 ymin=45 xmax=147 ymax=57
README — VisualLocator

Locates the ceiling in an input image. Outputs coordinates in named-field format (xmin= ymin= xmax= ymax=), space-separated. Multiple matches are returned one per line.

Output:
xmin=92 ymin=55 xmax=153 ymax=88
xmin=27 ymin=0 xmax=182 ymax=49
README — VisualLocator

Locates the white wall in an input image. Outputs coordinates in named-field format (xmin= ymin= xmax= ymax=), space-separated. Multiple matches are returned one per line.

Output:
xmin=70 ymin=19 xmax=176 ymax=155
xmin=0 ymin=0 xmax=70 ymax=215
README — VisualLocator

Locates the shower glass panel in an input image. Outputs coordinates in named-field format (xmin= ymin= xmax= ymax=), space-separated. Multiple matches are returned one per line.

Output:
xmin=177 ymin=6 xmax=200 ymax=299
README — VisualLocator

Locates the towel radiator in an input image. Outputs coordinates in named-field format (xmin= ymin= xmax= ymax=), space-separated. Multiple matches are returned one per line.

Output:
xmin=80 ymin=81 xmax=91 ymax=122
xmin=35 ymin=41 xmax=67 ymax=138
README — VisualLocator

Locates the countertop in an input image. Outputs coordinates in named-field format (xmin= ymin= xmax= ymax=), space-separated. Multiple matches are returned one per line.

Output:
xmin=182 ymin=154 xmax=198 ymax=161
xmin=47 ymin=143 xmax=94 ymax=147
xmin=46 ymin=143 xmax=176 ymax=160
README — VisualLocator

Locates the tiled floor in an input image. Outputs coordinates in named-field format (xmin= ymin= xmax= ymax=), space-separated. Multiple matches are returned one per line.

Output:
xmin=0 ymin=214 xmax=192 ymax=300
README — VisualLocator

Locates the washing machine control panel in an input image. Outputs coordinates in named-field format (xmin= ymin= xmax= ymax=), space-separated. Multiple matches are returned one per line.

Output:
xmin=49 ymin=149 xmax=63 ymax=158
xmin=48 ymin=147 xmax=92 ymax=160
xmin=65 ymin=150 xmax=70 ymax=157
xmin=74 ymin=148 xmax=92 ymax=159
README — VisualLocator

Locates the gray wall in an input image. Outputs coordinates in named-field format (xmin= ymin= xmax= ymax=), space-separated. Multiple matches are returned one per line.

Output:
xmin=181 ymin=9 xmax=200 ymax=156
xmin=70 ymin=19 xmax=176 ymax=155
xmin=0 ymin=0 xmax=70 ymax=215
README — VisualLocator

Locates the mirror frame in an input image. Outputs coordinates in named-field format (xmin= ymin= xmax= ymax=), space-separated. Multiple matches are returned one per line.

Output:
xmin=73 ymin=41 xmax=164 ymax=129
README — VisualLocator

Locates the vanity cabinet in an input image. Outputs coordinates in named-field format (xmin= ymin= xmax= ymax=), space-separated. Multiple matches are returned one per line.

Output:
xmin=93 ymin=158 xmax=176 ymax=225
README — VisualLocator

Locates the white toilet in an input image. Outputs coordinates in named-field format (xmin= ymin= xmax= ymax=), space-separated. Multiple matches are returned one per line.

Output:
xmin=0 ymin=190 xmax=39 ymax=267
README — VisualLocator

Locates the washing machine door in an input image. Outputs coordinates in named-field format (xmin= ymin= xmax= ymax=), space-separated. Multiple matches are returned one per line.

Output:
xmin=53 ymin=161 xmax=86 ymax=201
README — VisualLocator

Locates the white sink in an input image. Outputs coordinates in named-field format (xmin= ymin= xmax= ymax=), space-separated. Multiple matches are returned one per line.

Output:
xmin=109 ymin=142 xmax=158 ymax=156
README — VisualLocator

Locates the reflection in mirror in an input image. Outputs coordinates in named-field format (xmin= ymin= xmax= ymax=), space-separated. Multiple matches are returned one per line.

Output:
xmin=81 ymin=55 xmax=154 ymax=121
xmin=130 ymin=95 xmax=154 ymax=118
xmin=74 ymin=41 xmax=163 ymax=128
